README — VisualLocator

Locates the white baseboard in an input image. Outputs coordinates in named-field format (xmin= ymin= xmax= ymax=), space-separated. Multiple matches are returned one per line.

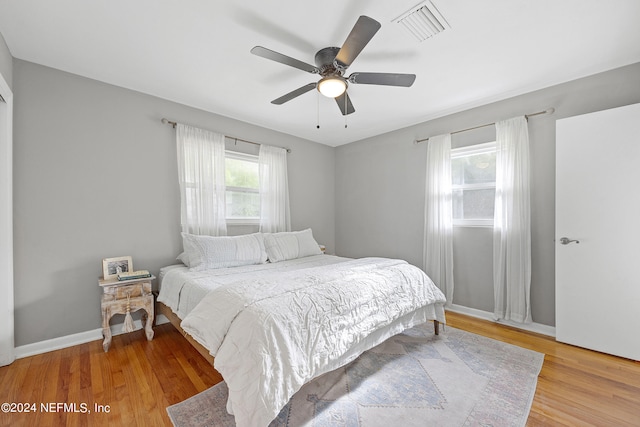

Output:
xmin=447 ymin=304 xmax=556 ymax=337
xmin=0 ymin=351 xmax=15 ymax=367
xmin=14 ymin=314 xmax=170 ymax=360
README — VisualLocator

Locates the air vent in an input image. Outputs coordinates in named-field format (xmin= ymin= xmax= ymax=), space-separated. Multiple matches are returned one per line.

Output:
xmin=394 ymin=1 xmax=450 ymax=42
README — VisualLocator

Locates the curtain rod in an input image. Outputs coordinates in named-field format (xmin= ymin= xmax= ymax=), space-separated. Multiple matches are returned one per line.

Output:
xmin=161 ymin=118 xmax=292 ymax=153
xmin=414 ymin=108 xmax=555 ymax=144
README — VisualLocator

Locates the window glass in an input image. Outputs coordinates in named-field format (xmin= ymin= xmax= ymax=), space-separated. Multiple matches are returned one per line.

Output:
xmin=225 ymin=152 xmax=260 ymax=222
xmin=452 ymin=188 xmax=495 ymax=219
xmin=451 ymin=143 xmax=496 ymax=226
xmin=452 ymin=152 xmax=496 ymax=185
xmin=226 ymin=190 xmax=260 ymax=218
xmin=225 ymin=157 xmax=259 ymax=189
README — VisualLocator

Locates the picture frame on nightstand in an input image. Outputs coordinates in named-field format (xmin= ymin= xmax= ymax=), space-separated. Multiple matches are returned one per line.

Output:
xmin=102 ymin=256 xmax=133 ymax=280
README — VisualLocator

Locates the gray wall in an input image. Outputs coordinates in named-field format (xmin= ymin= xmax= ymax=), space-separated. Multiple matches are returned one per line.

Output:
xmin=11 ymin=50 xmax=640 ymax=346
xmin=335 ymin=62 xmax=640 ymax=327
xmin=0 ymin=32 xmax=11 ymax=89
xmin=12 ymin=59 xmax=335 ymax=346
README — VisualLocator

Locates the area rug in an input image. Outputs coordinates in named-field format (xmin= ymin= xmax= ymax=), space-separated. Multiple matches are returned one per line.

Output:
xmin=167 ymin=322 xmax=544 ymax=427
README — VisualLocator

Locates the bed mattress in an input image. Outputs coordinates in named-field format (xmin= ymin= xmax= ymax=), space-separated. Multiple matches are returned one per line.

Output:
xmin=157 ymin=254 xmax=352 ymax=319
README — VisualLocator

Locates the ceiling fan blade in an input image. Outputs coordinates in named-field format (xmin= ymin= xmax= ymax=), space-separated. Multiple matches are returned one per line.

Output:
xmin=335 ymin=92 xmax=355 ymax=115
xmin=335 ymin=16 xmax=381 ymax=69
xmin=271 ymin=83 xmax=317 ymax=105
xmin=349 ymin=72 xmax=416 ymax=87
xmin=251 ymin=46 xmax=319 ymax=74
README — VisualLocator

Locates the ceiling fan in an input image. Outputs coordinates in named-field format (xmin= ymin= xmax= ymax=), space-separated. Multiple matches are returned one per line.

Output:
xmin=250 ymin=15 xmax=416 ymax=116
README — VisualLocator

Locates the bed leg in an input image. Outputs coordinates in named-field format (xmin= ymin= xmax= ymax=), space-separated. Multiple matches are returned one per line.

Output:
xmin=434 ymin=320 xmax=439 ymax=335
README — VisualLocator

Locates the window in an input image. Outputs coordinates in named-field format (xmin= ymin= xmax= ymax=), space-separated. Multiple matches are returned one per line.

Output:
xmin=451 ymin=142 xmax=496 ymax=227
xmin=225 ymin=151 xmax=260 ymax=224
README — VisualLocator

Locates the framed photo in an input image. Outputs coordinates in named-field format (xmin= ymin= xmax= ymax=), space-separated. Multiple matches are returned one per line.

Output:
xmin=102 ymin=256 xmax=133 ymax=280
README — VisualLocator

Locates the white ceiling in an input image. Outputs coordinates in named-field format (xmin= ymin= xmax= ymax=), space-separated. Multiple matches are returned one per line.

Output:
xmin=1 ymin=0 xmax=639 ymax=146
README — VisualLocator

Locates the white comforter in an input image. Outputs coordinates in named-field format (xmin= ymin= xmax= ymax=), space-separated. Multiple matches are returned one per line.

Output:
xmin=180 ymin=257 xmax=446 ymax=427
xmin=158 ymin=255 xmax=351 ymax=319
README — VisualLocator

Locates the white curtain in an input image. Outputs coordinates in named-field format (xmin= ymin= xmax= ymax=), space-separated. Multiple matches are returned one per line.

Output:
xmin=176 ymin=123 xmax=227 ymax=236
xmin=423 ymin=133 xmax=454 ymax=304
xmin=259 ymin=144 xmax=291 ymax=233
xmin=493 ymin=116 xmax=532 ymax=323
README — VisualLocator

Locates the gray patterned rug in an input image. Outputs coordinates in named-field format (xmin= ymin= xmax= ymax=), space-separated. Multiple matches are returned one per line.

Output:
xmin=167 ymin=322 xmax=544 ymax=427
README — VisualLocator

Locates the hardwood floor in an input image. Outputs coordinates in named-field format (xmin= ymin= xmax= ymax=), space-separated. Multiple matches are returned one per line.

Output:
xmin=445 ymin=311 xmax=640 ymax=426
xmin=1 ymin=312 xmax=638 ymax=426
xmin=0 ymin=324 xmax=222 ymax=427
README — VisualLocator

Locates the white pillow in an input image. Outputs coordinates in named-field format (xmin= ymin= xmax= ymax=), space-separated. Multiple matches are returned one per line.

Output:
xmin=181 ymin=232 xmax=268 ymax=271
xmin=176 ymin=251 xmax=190 ymax=267
xmin=264 ymin=229 xmax=322 ymax=263
xmin=176 ymin=234 xmax=199 ymax=267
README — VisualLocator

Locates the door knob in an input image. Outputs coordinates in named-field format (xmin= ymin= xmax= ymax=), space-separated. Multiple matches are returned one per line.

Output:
xmin=559 ymin=237 xmax=580 ymax=245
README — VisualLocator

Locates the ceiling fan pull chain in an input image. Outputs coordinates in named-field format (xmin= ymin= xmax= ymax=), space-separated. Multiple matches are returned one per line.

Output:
xmin=344 ymin=95 xmax=348 ymax=128
xmin=316 ymin=92 xmax=320 ymax=129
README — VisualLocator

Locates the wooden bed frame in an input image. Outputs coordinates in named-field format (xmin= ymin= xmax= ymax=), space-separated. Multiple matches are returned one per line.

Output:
xmin=157 ymin=300 xmax=440 ymax=369
xmin=157 ymin=301 xmax=216 ymax=366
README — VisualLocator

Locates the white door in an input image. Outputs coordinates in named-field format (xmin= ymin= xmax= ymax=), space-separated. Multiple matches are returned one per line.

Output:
xmin=556 ymin=103 xmax=640 ymax=361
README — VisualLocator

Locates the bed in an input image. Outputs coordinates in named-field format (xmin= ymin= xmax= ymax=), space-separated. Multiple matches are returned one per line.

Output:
xmin=157 ymin=229 xmax=446 ymax=427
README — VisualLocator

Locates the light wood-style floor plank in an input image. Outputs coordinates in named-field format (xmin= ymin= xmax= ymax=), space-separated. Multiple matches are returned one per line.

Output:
xmin=444 ymin=311 xmax=640 ymax=426
xmin=1 ymin=312 xmax=638 ymax=426
xmin=0 ymin=325 xmax=222 ymax=427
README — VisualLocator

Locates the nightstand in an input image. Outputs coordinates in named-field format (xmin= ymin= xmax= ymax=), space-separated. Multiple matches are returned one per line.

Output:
xmin=99 ymin=275 xmax=155 ymax=352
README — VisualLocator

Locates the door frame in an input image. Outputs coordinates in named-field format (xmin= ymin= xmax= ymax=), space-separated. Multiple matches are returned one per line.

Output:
xmin=0 ymin=71 xmax=14 ymax=366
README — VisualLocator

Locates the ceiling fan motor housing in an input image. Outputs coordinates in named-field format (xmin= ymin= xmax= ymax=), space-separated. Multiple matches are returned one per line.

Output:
xmin=315 ymin=47 xmax=343 ymax=76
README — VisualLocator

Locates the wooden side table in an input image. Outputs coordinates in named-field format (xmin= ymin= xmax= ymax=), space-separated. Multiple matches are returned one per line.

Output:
xmin=99 ymin=275 xmax=155 ymax=352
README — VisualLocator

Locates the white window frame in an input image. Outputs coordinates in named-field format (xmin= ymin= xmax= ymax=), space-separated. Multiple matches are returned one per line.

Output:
xmin=225 ymin=150 xmax=260 ymax=225
xmin=451 ymin=141 xmax=496 ymax=227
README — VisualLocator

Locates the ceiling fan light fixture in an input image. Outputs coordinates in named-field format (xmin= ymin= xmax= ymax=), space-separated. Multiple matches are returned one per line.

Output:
xmin=317 ymin=76 xmax=347 ymax=98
